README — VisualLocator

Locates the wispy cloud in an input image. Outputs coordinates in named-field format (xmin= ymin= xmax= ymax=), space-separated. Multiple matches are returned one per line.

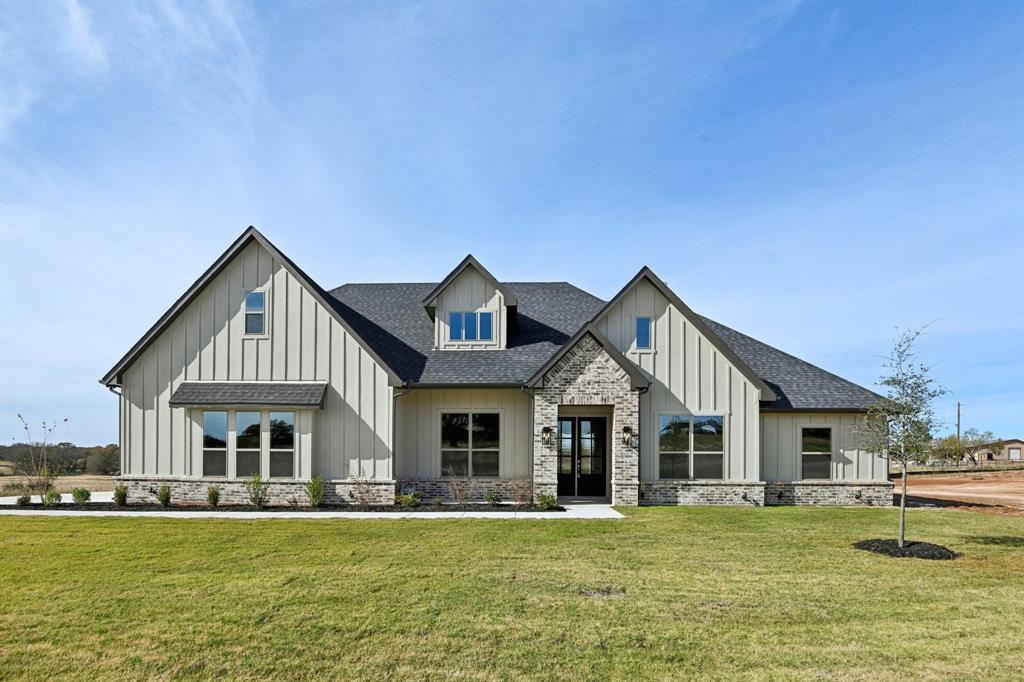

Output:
xmin=0 ymin=0 xmax=262 ymax=142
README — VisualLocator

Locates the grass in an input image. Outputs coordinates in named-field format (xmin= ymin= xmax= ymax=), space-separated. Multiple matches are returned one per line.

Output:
xmin=1 ymin=507 xmax=1022 ymax=681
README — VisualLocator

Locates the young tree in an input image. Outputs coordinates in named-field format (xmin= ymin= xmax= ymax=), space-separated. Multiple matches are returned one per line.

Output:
xmin=14 ymin=415 xmax=68 ymax=498
xmin=960 ymin=428 xmax=1001 ymax=466
xmin=858 ymin=327 xmax=945 ymax=548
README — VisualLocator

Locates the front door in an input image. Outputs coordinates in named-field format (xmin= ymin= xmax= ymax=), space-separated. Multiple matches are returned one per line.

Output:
xmin=556 ymin=417 xmax=607 ymax=497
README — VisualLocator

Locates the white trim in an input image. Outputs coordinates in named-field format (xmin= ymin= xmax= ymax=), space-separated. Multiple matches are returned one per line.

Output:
xmin=241 ymin=286 xmax=270 ymax=340
xmin=653 ymin=412 xmax=728 ymax=481
xmin=435 ymin=408 xmax=504 ymax=478
xmin=796 ymin=422 xmax=833 ymax=480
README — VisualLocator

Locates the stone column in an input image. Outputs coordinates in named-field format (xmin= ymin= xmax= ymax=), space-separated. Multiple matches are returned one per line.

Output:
xmin=611 ymin=393 xmax=640 ymax=506
xmin=532 ymin=392 xmax=558 ymax=501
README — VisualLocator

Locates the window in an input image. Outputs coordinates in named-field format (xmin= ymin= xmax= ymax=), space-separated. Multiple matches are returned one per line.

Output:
xmin=1009 ymin=447 xmax=1021 ymax=461
xmin=448 ymin=312 xmax=494 ymax=342
xmin=235 ymin=411 xmax=261 ymax=477
xmin=658 ymin=415 xmax=725 ymax=479
xmin=636 ymin=317 xmax=651 ymax=350
xmin=202 ymin=411 xmax=227 ymax=476
xmin=479 ymin=312 xmax=493 ymax=341
xmin=440 ymin=412 xmax=499 ymax=477
xmin=245 ymin=291 xmax=265 ymax=335
xmin=801 ymin=427 xmax=832 ymax=479
xmin=269 ymin=412 xmax=295 ymax=478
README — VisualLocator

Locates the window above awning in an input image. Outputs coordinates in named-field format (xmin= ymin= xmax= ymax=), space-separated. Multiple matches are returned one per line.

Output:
xmin=168 ymin=382 xmax=328 ymax=408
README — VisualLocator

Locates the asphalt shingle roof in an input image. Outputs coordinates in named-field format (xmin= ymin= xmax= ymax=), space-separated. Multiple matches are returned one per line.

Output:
xmin=169 ymin=382 xmax=328 ymax=407
xmin=329 ymin=282 xmax=881 ymax=411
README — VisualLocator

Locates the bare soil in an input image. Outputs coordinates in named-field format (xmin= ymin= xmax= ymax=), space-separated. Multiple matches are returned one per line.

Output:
xmin=897 ymin=469 xmax=1024 ymax=516
xmin=853 ymin=538 xmax=959 ymax=560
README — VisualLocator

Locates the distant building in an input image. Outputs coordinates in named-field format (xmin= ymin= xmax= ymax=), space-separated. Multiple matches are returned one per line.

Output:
xmin=976 ymin=439 xmax=1023 ymax=463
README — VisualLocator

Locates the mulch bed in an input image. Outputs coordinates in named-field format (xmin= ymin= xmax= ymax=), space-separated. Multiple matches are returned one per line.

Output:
xmin=9 ymin=502 xmax=565 ymax=513
xmin=853 ymin=538 xmax=959 ymax=560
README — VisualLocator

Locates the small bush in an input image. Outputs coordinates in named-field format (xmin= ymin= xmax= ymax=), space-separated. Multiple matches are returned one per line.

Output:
xmin=16 ymin=494 xmax=31 ymax=506
xmin=306 ymin=476 xmax=325 ymax=508
xmin=347 ymin=479 xmax=376 ymax=506
xmin=535 ymin=494 xmax=558 ymax=510
xmin=244 ymin=474 xmax=270 ymax=509
xmin=43 ymin=489 xmax=62 ymax=506
xmin=156 ymin=485 xmax=171 ymax=507
xmin=113 ymin=484 xmax=128 ymax=507
xmin=432 ymin=496 xmax=444 ymax=506
xmin=207 ymin=485 xmax=220 ymax=507
xmin=484 ymin=490 xmax=501 ymax=505
xmin=396 ymin=491 xmax=422 ymax=508
xmin=71 ymin=487 xmax=91 ymax=504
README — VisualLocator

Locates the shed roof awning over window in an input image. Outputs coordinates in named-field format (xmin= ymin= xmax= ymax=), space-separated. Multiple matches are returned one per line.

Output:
xmin=168 ymin=382 xmax=328 ymax=408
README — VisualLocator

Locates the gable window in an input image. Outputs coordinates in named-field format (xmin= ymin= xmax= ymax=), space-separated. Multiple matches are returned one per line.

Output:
xmin=658 ymin=415 xmax=725 ymax=479
xmin=269 ymin=412 xmax=295 ymax=478
xmin=245 ymin=291 xmax=265 ymax=335
xmin=440 ymin=412 xmax=499 ymax=477
xmin=202 ymin=411 xmax=227 ymax=477
xmin=479 ymin=312 xmax=493 ymax=341
xmin=448 ymin=312 xmax=494 ymax=342
xmin=235 ymin=411 xmax=261 ymax=477
xmin=801 ymin=427 xmax=832 ymax=479
xmin=636 ymin=317 xmax=651 ymax=350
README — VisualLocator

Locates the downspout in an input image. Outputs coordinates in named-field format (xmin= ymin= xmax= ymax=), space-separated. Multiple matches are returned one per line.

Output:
xmin=391 ymin=383 xmax=413 ymax=484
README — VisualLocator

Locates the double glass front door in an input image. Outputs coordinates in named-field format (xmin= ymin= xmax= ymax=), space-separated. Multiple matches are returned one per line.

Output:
xmin=556 ymin=417 xmax=607 ymax=497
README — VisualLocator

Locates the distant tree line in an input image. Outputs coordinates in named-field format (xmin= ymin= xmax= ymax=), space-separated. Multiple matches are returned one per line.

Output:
xmin=0 ymin=442 xmax=119 ymax=476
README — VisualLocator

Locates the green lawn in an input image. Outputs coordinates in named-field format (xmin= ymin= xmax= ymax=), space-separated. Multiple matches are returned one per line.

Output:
xmin=2 ymin=508 xmax=1022 ymax=681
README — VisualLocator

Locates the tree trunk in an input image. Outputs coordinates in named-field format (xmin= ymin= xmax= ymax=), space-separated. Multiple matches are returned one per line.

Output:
xmin=898 ymin=462 xmax=908 ymax=549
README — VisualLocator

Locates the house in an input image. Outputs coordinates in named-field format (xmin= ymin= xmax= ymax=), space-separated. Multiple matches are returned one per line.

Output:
xmin=975 ymin=439 xmax=1023 ymax=463
xmin=101 ymin=227 xmax=893 ymax=507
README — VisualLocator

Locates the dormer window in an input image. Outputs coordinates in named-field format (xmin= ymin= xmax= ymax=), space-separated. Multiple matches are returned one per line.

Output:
xmin=245 ymin=291 xmax=265 ymax=335
xmin=449 ymin=312 xmax=493 ymax=342
xmin=636 ymin=316 xmax=651 ymax=349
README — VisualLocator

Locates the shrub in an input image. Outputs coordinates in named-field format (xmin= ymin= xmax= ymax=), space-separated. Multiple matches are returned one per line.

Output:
xmin=244 ymin=474 xmax=270 ymax=509
xmin=16 ymin=494 xmax=31 ymax=506
xmin=71 ymin=487 xmax=91 ymax=504
xmin=306 ymin=476 xmax=325 ymax=508
xmin=484 ymin=490 xmax=502 ymax=505
xmin=156 ymin=484 xmax=172 ymax=507
xmin=113 ymin=483 xmax=128 ymax=507
xmin=445 ymin=465 xmax=474 ymax=505
xmin=536 ymin=494 xmax=558 ymax=510
xmin=43 ymin=489 xmax=62 ymax=506
xmin=396 ymin=491 xmax=422 ymax=508
xmin=207 ymin=485 xmax=220 ymax=507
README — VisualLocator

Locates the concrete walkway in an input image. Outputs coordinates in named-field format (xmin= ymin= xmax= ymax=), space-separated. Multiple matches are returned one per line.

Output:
xmin=0 ymin=498 xmax=623 ymax=520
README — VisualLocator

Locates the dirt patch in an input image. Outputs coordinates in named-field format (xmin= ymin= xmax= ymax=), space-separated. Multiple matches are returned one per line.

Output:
xmin=853 ymin=539 xmax=959 ymax=560
xmin=896 ymin=470 xmax=1024 ymax=516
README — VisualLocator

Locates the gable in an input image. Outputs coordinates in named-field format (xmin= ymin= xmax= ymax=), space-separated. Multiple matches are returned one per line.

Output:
xmin=101 ymin=227 xmax=402 ymax=387
xmin=591 ymin=268 xmax=776 ymax=406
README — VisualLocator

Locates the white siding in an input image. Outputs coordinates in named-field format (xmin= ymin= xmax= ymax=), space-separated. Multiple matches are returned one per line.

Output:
xmin=594 ymin=278 xmax=761 ymax=482
xmin=760 ymin=412 xmax=887 ymax=482
xmin=394 ymin=388 xmax=532 ymax=479
xmin=119 ymin=241 xmax=392 ymax=480
xmin=434 ymin=267 xmax=506 ymax=349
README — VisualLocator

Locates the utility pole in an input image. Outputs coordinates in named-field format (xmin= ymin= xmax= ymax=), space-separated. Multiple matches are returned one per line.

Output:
xmin=956 ymin=402 xmax=961 ymax=447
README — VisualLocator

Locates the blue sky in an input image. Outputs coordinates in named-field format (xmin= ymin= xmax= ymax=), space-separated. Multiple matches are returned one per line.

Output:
xmin=1 ymin=1 xmax=1021 ymax=446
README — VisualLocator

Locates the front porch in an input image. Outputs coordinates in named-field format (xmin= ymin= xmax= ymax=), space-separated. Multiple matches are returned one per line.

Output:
xmin=529 ymin=331 xmax=646 ymax=506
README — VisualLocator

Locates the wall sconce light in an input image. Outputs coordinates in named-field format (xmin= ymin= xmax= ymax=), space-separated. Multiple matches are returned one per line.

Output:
xmin=541 ymin=426 xmax=554 ymax=447
xmin=621 ymin=426 xmax=633 ymax=447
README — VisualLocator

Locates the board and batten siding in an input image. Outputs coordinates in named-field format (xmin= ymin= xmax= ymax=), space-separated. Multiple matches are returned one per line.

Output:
xmin=119 ymin=240 xmax=393 ymax=481
xmin=761 ymin=412 xmax=888 ymax=482
xmin=593 ymin=278 xmax=761 ymax=482
xmin=434 ymin=267 xmax=506 ymax=349
xmin=394 ymin=388 xmax=532 ymax=479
